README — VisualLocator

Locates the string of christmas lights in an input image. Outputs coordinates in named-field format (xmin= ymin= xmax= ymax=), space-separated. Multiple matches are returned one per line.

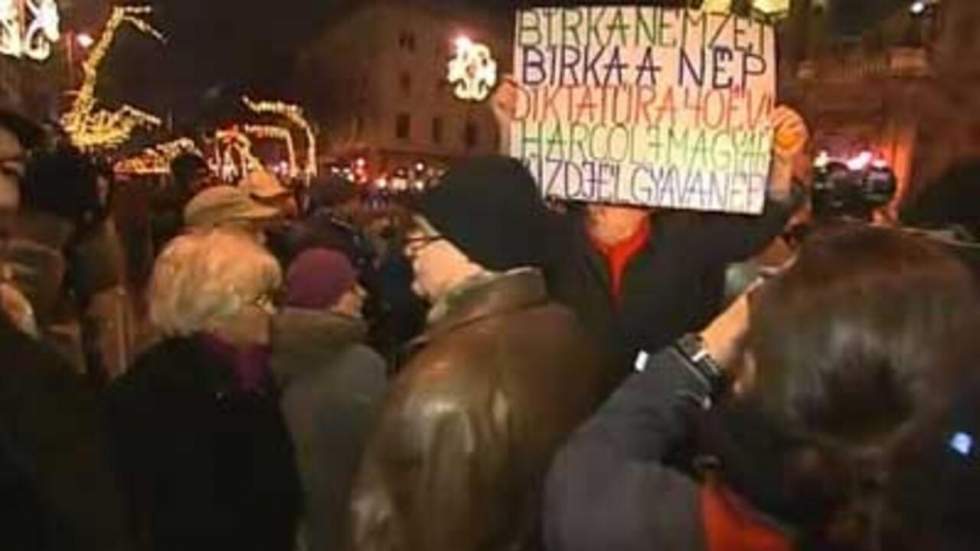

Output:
xmin=243 ymin=124 xmax=299 ymax=179
xmin=61 ymin=6 xmax=165 ymax=151
xmin=113 ymin=138 xmax=201 ymax=176
xmin=209 ymin=128 xmax=262 ymax=183
xmin=242 ymin=96 xmax=318 ymax=180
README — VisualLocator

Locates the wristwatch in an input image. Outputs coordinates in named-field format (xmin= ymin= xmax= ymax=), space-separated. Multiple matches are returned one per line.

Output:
xmin=674 ymin=334 xmax=733 ymax=401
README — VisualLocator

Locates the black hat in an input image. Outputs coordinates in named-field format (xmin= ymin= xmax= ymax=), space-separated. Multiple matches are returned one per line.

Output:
xmin=417 ymin=156 xmax=550 ymax=272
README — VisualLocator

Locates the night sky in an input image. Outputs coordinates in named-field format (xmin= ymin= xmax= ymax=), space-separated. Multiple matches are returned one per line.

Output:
xmin=91 ymin=0 xmax=907 ymax=129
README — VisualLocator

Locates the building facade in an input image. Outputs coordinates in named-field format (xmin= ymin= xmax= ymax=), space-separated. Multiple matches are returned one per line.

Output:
xmin=296 ymin=0 xmax=511 ymax=178
xmin=781 ymin=0 xmax=980 ymax=209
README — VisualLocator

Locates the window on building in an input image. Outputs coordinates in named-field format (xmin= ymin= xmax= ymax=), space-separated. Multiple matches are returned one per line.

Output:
xmin=398 ymin=31 xmax=416 ymax=51
xmin=396 ymin=113 xmax=411 ymax=140
xmin=399 ymin=72 xmax=412 ymax=94
xmin=432 ymin=117 xmax=444 ymax=144
xmin=463 ymin=121 xmax=479 ymax=149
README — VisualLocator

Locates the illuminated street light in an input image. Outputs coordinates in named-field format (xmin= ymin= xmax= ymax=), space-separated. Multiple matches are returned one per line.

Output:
xmin=454 ymin=35 xmax=472 ymax=52
xmin=910 ymin=1 xmax=926 ymax=15
xmin=76 ymin=32 xmax=94 ymax=48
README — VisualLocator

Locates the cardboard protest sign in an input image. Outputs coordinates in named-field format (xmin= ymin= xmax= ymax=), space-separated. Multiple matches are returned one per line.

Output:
xmin=510 ymin=7 xmax=776 ymax=214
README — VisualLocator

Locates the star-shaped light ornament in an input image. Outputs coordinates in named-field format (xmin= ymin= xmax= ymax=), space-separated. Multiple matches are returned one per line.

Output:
xmin=447 ymin=36 xmax=497 ymax=102
xmin=0 ymin=0 xmax=61 ymax=61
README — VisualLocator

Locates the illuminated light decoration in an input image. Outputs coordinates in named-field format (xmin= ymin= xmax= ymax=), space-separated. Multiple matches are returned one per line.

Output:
xmin=23 ymin=0 xmax=59 ymax=60
xmin=243 ymin=124 xmax=298 ymax=179
xmin=0 ymin=0 xmax=60 ymax=61
xmin=242 ymin=96 xmax=318 ymax=182
xmin=61 ymin=6 xmax=165 ymax=151
xmin=113 ymin=138 xmax=201 ymax=176
xmin=208 ymin=128 xmax=262 ymax=183
xmin=447 ymin=35 xmax=497 ymax=102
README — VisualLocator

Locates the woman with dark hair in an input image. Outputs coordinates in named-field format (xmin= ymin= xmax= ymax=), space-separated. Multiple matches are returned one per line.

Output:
xmin=878 ymin=374 xmax=980 ymax=551
xmin=544 ymin=225 xmax=980 ymax=551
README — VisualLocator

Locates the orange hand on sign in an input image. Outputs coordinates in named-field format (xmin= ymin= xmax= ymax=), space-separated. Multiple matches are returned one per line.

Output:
xmin=771 ymin=106 xmax=809 ymax=161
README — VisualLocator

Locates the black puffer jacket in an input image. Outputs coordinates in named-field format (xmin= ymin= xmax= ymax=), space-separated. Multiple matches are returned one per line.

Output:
xmin=0 ymin=314 xmax=131 ymax=551
xmin=106 ymin=336 xmax=301 ymax=551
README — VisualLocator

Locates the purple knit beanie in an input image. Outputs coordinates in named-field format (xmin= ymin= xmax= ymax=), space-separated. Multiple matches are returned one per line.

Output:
xmin=285 ymin=248 xmax=357 ymax=310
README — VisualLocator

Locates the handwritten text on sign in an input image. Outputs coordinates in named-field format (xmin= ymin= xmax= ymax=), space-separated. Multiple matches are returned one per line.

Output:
xmin=510 ymin=7 xmax=776 ymax=214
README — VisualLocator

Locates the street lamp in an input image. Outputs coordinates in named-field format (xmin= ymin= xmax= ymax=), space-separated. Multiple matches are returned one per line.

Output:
xmin=910 ymin=0 xmax=939 ymax=16
xmin=76 ymin=32 xmax=94 ymax=49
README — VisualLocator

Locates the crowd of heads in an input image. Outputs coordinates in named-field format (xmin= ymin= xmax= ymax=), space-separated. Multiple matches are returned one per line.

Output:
xmin=1 ymin=98 xmax=980 ymax=551
xmin=720 ymin=225 xmax=980 ymax=550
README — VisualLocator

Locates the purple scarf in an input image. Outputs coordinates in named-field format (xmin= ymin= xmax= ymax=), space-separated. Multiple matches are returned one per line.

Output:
xmin=199 ymin=333 xmax=272 ymax=393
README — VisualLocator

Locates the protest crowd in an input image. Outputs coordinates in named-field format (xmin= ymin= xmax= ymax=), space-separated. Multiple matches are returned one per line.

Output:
xmin=4 ymin=5 xmax=980 ymax=551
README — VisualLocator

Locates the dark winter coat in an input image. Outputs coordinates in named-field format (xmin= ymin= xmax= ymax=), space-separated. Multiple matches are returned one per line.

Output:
xmin=349 ymin=269 xmax=607 ymax=551
xmin=270 ymin=309 xmax=387 ymax=551
xmin=544 ymin=347 xmax=792 ymax=551
xmin=548 ymin=201 xmax=794 ymax=379
xmin=106 ymin=336 xmax=302 ymax=551
xmin=0 ymin=314 xmax=131 ymax=551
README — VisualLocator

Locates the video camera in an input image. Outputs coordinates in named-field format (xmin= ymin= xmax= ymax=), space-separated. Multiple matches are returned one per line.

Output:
xmin=811 ymin=152 xmax=897 ymax=221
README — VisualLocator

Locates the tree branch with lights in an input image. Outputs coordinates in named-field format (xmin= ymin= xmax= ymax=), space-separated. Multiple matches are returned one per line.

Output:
xmin=61 ymin=6 xmax=165 ymax=151
xmin=242 ymin=96 xmax=318 ymax=182
xmin=243 ymin=124 xmax=298 ymax=179
xmin=113 ymin=138 xmax=202 ymax=176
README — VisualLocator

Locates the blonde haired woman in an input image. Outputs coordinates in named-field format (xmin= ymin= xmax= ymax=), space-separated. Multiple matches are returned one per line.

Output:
xmin=106 ymin=229 xmax=300 ymax=551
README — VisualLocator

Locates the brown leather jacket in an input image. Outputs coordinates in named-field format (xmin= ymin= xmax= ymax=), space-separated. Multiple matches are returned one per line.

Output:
xmin=349 ymin=269 xmax=607 ymax=551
